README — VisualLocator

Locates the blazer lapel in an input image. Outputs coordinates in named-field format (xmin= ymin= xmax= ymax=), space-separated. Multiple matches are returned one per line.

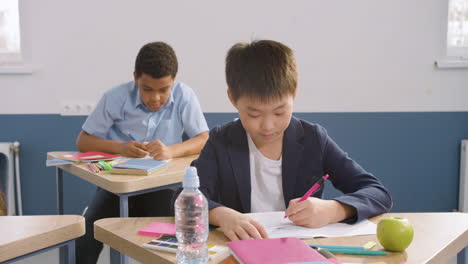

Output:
xmin=227 ymin=120 xmax=251 ymax=213
xmin=282 ymin=117 xmax=305 ymax=207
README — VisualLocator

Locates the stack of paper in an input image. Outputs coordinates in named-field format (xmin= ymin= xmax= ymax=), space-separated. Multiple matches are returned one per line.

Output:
xmin=246 ymin=211 xmax=377 ymax=238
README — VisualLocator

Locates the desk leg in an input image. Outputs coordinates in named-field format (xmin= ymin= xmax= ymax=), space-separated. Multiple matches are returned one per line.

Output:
xmin=56 ymin=167 xmax=64 ymax=215
xmin=65 ymin=240 xmax=76 ymax=264
xmin=108 ymin=195 xmax=129 ymax=264
xmin=110 ymin=248 xmax=128 ymax=264
xmin=56 ymin=168 xmax=68 ymax=264
xmin=458 ymin=247 xmax=466 ymax=264
xmin=119 ymin=195 xmax=129 ymax=217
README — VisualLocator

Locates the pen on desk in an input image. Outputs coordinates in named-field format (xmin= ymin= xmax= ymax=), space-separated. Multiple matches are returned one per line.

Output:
xmin=309 ymin=244 xmax=365 ymax=250
xmin=317 ymin=249 xmax=343 ymax=264
xmin=284 ymin=174 xmax=329 ymax=218
xmin=315 ymin=247 xmax=388 ymax=255
xmin=87 ymin=163 xmax=97 ymax=173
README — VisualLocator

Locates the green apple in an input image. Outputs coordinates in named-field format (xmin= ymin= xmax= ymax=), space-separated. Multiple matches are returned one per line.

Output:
xmin=377 ymin=217 xmax=414 ymax=252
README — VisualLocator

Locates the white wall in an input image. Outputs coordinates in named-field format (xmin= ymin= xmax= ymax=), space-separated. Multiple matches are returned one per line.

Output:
xmin=0 ymin=0 xmax=467 ymax=114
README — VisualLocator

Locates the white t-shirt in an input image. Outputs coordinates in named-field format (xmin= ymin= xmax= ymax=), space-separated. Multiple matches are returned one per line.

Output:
xmin=248 ymin=134 xmax=286 ymax=213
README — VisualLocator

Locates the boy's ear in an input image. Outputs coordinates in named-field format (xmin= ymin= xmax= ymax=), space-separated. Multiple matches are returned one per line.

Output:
xmin=133 ymin=72 xmax=138 ymax=83
xmin=227 ymin=89 xmax=236 ymax=107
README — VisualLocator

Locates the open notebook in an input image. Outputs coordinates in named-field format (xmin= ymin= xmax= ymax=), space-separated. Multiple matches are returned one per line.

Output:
xmin=246 ymin=211 xmax=376 ymax=238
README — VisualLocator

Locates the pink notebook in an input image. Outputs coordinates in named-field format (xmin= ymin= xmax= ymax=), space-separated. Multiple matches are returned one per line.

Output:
xmin=138 ymin=222 xmax=176 ymax=237
xmin=227 ymin=237 xmax=329 ymax=264
xmin=58 ymin=151 xmax=119 ymax=162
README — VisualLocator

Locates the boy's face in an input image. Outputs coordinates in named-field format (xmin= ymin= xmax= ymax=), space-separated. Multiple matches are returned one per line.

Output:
xmin=134 ymin=73 xmax=174 ymax=111
xmin=230 ymin=92 xmax=294 ymax=147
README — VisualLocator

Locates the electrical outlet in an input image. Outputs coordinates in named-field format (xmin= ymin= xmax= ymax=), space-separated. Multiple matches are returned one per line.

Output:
xmin=60 ymin=102 xmax=95 ymax=116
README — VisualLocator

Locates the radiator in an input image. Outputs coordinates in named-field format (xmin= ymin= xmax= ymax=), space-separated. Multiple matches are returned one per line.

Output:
xmin=460 ymin=140 xmax=468 ymax=212
xmin=0 ymin=141 xmax=22 ymax=215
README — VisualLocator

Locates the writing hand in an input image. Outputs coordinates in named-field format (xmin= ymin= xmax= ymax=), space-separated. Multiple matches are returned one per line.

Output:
xmin=285 ymin=197 xmax=335 ymax=228
xmin=119 ymin=141 xmax=148 ymax=158
xmin=146 ymin=140 xmax=173 ymax=160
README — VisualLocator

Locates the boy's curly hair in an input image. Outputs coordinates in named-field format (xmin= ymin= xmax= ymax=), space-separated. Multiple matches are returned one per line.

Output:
xmin=135 ymin=42 xmax=178 ymax=79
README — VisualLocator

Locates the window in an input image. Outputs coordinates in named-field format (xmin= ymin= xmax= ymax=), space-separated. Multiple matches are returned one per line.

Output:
xmin=447 ymin=0 xmax=468 ymax=57
xmin=0 ymin=0 xmax=21 ymax=65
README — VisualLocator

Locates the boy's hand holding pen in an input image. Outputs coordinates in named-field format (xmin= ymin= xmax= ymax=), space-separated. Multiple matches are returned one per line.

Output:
xmin=285 ymin=173 xmax=356 ymax=228
xmin=120 ymin=140 xmax=148 ymax=158
xmin=285 ymin=174 xmax=341 ymax=228
xmin=121 ymin=133 xmax=148 ymax=158
xmin=128 ymin=132 xmax=172 ymax=160
xmin=284 ymin=174 xmax=329 ymax=213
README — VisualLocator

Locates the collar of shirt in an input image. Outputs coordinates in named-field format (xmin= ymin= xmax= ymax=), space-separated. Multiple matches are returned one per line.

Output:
xmin=133 ymin=82 xmax=175 ymax=112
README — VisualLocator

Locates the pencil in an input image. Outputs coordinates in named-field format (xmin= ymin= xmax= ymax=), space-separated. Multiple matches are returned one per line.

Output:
xmin=127 ymin=133 xmax=138 ymax=141
xmin=298 ymin=174 xmax=330 ymax=202
xmin=317 ymin=248 xmax=388 ymax=255
xmin=309 ymin=244 xmax=365 ymax=250
xmin=87 ymin=163 xmax=97 ymax=173
xmin=317 ymin=249 xmax=343 ymax=264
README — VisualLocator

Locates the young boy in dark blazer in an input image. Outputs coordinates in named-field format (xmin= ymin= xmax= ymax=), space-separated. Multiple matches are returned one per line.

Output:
xmin=187 ymin=40 xmax=392 ymax=241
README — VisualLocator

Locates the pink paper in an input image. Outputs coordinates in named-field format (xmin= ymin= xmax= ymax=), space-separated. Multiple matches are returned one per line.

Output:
xmin=138 ymin=222 xmax=176 ymax=237
xmin=227 ymin=237 xmax=328 ymax=264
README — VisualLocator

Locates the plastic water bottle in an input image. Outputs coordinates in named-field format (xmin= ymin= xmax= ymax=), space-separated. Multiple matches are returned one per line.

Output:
xmin=175 ymin=167 xmax=209 ymax=264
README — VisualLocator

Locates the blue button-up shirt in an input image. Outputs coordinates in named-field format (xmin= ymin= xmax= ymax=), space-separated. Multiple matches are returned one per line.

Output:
xmin=82 ymin=81 xmax=209 ymax=145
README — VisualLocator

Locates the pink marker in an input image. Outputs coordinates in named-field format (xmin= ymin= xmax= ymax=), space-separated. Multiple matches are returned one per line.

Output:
xmin=285 ymin=174 xmax=330 ymax=218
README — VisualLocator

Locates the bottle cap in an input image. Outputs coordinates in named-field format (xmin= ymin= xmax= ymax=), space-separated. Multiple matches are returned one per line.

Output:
xmin=183 ymin=167 xmax=199 ymax=188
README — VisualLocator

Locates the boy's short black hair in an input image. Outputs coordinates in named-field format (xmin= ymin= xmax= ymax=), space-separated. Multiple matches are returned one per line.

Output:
xmin=134 ymin=42 xmax=178 ymax=79
xmin=225 ymin=40 xmax=297 ymax=102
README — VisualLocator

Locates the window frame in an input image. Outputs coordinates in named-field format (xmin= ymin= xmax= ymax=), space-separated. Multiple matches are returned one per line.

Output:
xmin=436 ymin=0 xmax=468 ymax=68
xmin=446 ymin=0 xmax=468 ymax=58
xmin=0 ymin=0 xmax=22 ymax=65
xmin=0 ymin=0 xmax=33 ymax=74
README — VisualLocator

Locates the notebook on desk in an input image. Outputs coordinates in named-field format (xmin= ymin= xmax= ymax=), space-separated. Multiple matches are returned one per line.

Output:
xmin=109 ymin=159 xmax=168 ymax=175
xmin=246 ymin=211 xmax=376 ymax=239
xmin=58 ymin=151 xmax=119 ymax=162
xmin=227 ymin=237 xmax=329 ymax=264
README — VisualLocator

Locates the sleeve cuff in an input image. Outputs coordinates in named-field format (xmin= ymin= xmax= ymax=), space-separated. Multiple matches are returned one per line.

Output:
xmin=332 ymin=196 xmax=361 ymax=224
xmin=208 ymin=200 xmax=223 ymax=211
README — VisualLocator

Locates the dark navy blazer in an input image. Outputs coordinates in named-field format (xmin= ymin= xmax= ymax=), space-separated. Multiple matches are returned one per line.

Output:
xmin=189 ymin=117 xmax=392 ymax=223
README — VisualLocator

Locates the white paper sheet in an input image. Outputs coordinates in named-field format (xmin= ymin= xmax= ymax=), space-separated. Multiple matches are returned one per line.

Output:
xmin=246 ymin=211 xmax=376 ymax=239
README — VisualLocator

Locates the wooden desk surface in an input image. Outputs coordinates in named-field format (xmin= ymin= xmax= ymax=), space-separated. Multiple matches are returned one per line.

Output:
xmin=94 ymin=212 xmax=468 ymax=264
xmin=47 ymin=152 xmax=198 ymax=193
xmin=0 ymin=215 xmax=85 ymax=262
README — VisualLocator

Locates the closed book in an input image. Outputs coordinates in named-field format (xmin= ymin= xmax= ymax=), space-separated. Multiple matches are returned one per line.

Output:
xmin=109 ymin=159 xmax=168 ymax=176
xmin=138 ymin=222 xmax=176 ymax=237
xmin=227 ymin=237 xmax=329 ymax=264
xmin=58 ymin=151 xmax=119 ymax=162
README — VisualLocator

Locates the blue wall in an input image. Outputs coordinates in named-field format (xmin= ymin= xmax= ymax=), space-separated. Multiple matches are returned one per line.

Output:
xmin=0 ymin=112 xmax=467 ymax=215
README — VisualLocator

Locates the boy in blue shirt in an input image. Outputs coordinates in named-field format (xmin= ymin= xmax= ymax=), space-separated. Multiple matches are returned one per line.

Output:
xmin=76 ymin=42 xmax=209 ymax=263
xmin=191 ymin=40 xmax=392 ymax=241
xmin=77 ymin=42 xmax=208 ymax=160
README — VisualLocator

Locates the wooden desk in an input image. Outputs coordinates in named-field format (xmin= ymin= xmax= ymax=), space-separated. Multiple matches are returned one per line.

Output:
xmin=47 ymin=152 xmax=197 ymax=217
xmin=47 ymin=152 xmax=197 ymax=264
xmin=0 ymin=215 xmax=85 ymax=264
xmin=94 ymin=213 xmax=468 ymax=264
